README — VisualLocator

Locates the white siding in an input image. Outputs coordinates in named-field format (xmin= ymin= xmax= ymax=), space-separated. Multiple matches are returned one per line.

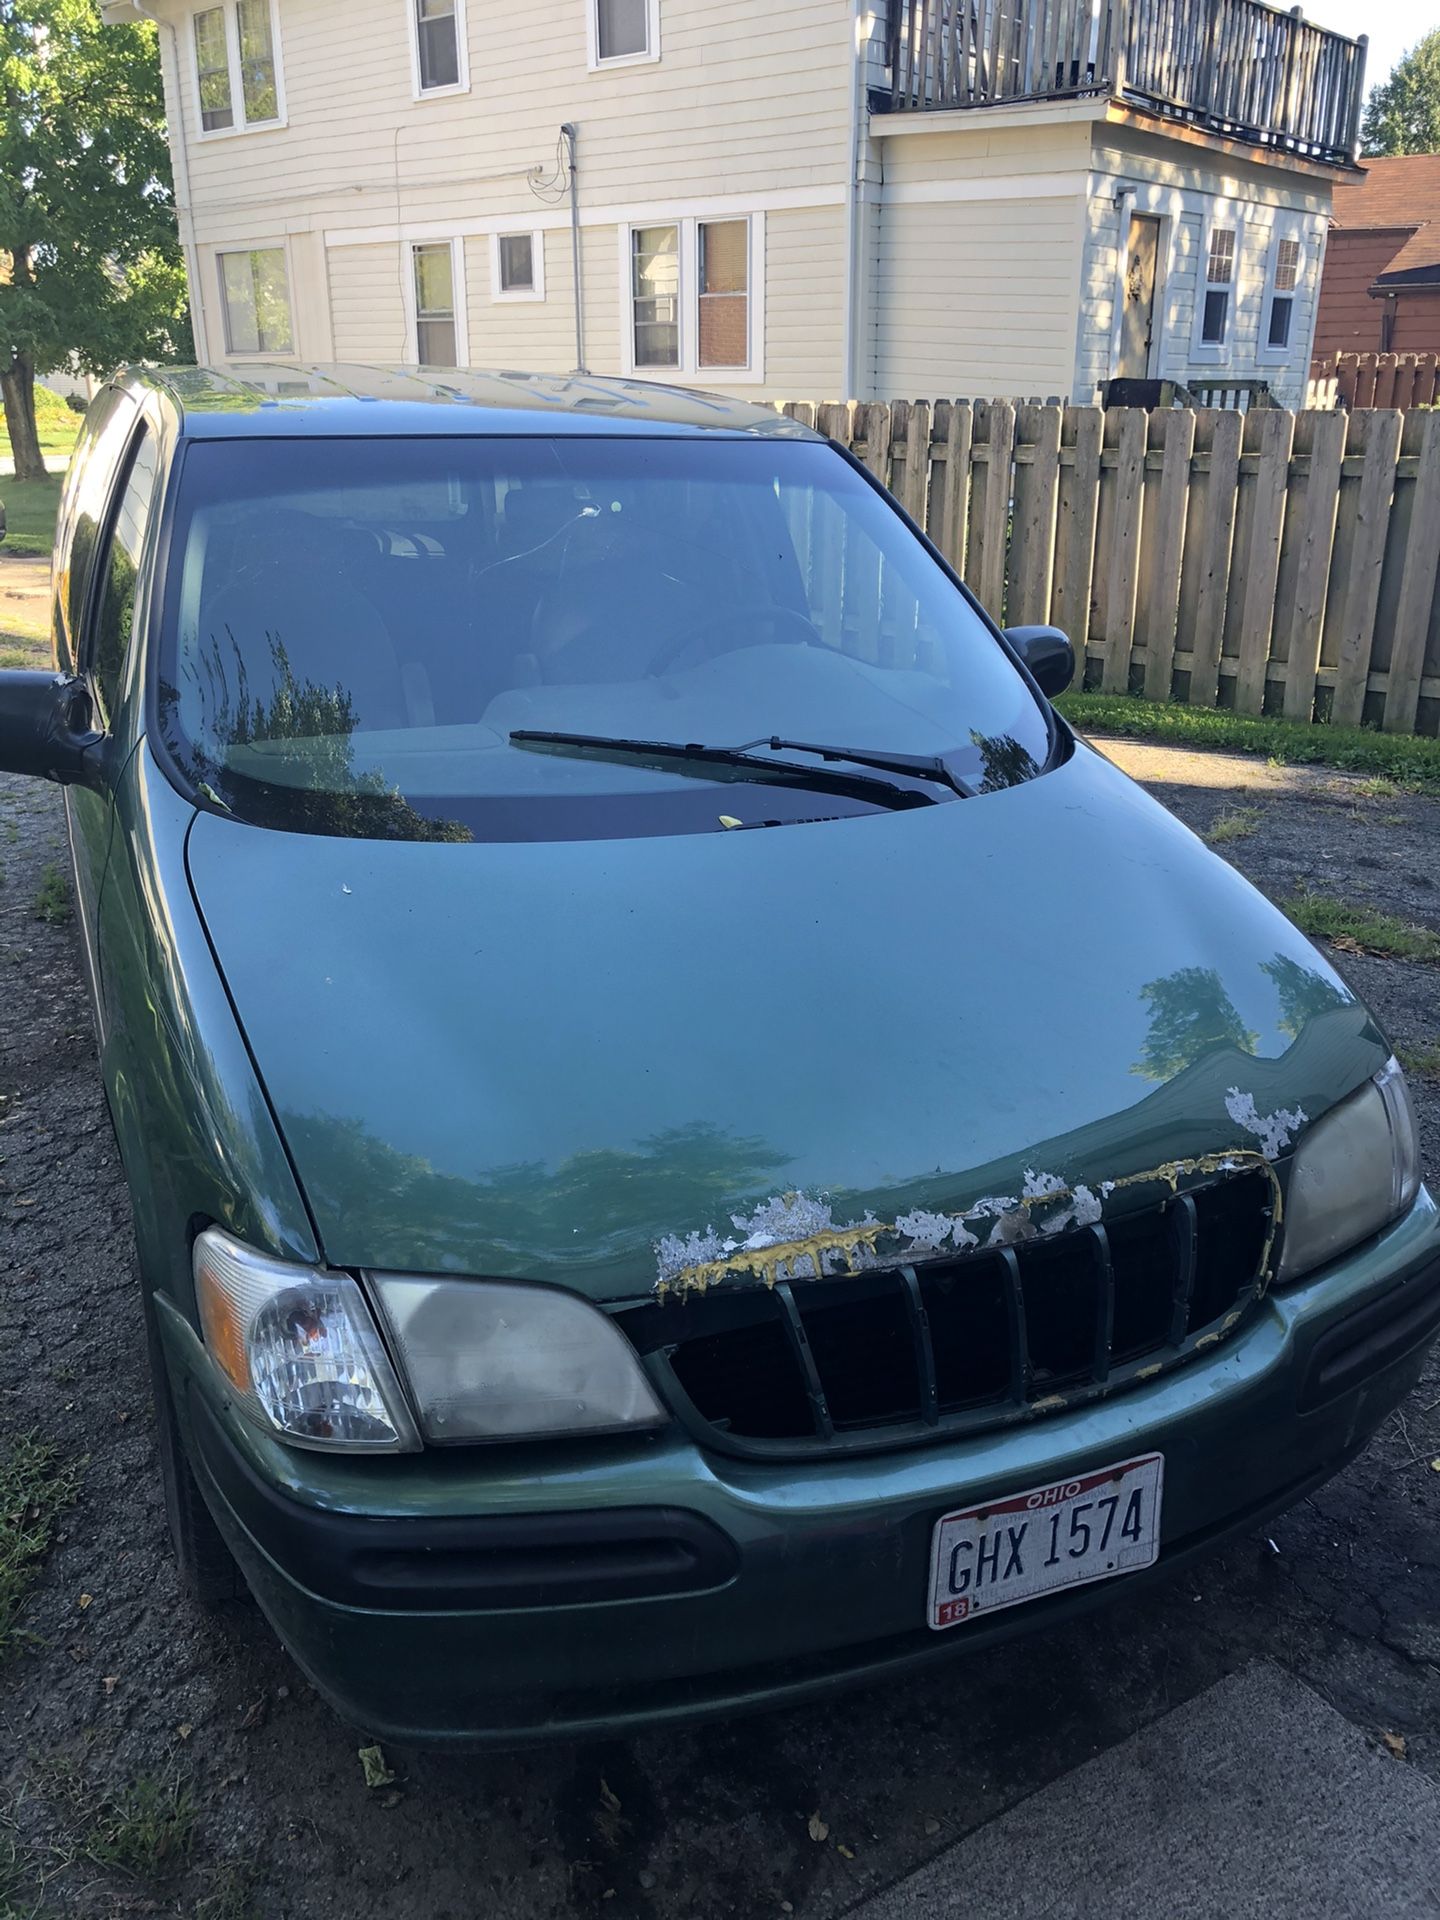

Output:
xmin=154 ymin=0 xmax=854 ymax=396
xmin=1078 ymin=127 xmax=1334 ymax=405
xmin=871 ymin=123 xmax=1089 ymax=400
xmin=326 ymin=243 xmax=406 ymax=362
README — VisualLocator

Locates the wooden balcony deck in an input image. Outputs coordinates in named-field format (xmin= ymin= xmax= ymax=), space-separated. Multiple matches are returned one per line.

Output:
xmin=880 ymin=0 xmax=1367 ymax=168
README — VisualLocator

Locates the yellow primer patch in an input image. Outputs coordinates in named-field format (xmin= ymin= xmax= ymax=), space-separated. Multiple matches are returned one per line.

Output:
xmin=656 ymin=1152 xmax=1283 ymax=1302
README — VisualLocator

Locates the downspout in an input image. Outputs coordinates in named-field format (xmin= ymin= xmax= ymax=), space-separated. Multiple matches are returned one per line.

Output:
xmin=126 ymin=0 xmax=209 ymax=362
xmin=841 ymin=1 xmax=865 ymax=400
xmin=561 ymin=122 xmax=587 ymax=374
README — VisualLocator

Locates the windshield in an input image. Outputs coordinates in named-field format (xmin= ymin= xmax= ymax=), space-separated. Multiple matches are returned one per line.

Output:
xmin=156 ymin=435 xmax=1053 ymax=841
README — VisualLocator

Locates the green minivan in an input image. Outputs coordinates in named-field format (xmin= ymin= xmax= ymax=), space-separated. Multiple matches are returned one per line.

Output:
xmin=2 ymin=363 xmax=1436 ymax=1744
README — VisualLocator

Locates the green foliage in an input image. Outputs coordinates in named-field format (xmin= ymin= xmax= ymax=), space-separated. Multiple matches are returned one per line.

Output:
xmin=86 ymin=1775 xmax=197 ymax=1878
xmin=0 ymin=475 xmax=63 ymax=553
xmin=31 ymin=864 xmax=68 ymax=924
xmin=1285 ymin=890 xmax=1440 ymax=965
xmin=1204 ymin=805 xmax=1261 ymax=845
xmin=0 ymin=1435 xmax=81 ymax=1663
xmin=1 ymin=0 xmax=191 ymax=471
xmin=1057 ymin=693 xmax=1440 ymax=793
xmin=1361 ymin=27 xmax=1440 ymax=156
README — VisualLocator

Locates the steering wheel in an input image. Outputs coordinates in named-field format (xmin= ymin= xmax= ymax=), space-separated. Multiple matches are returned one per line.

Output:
xmin=650 ymin=603 xmax=823 ymax=676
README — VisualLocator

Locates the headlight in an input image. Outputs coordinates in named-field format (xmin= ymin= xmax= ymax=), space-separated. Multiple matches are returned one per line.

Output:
xmin=1277 ymin=1057 xmax=1421 ymax=1284
xmin=370 ymin=1275 xmax=667 ymax=1443
xmin=194 ymin=1229 xmax=420 ymax=1452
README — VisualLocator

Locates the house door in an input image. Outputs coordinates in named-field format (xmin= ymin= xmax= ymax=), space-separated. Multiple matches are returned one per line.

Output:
xmin=1119 ymin=214 xmax=1161 ymax=378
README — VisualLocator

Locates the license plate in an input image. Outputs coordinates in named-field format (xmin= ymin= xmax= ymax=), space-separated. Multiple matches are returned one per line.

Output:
xmin=926 ymin=1452 xmax=1163 ymax=1630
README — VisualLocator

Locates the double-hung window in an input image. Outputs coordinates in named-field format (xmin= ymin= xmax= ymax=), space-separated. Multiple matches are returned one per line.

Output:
xmin=625 ymin=216 xmax=759 ymax=380
xmin=411 ymin=242 xmax=461 ymax=366
xmin=1260 ymin=228 xmax=1305 ymax=359
xmin=191 ymin=0 xmax=282 ymax=133
xmin=217 ymin=248 xmax=294 ymax=354
xmin=1197 ymin=221 xmax=1238 ymax=351
xmin=589 ymin=0 xmax=659 ymax=67
xmin=412 ymin=0 xmax=466 ymax=94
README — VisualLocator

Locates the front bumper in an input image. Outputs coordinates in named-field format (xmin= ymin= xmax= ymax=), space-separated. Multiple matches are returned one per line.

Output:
xmin=161 ymin=1194 xmax=1440 ymax=1746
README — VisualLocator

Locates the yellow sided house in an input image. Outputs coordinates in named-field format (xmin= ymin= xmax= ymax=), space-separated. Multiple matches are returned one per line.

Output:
xmin=106 ymin=0 xmax=1367 ymax=405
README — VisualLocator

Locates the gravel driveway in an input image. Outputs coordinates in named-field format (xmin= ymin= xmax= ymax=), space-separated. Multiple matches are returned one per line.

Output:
xmin=1 ymin=741 xmax=1437 ymax=1920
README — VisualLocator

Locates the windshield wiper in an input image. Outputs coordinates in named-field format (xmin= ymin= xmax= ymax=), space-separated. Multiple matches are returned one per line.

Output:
xmin=742 ymin=735 xmax=972 ymax=798
xmin=508 ymin=730 xmax=939 ymax=811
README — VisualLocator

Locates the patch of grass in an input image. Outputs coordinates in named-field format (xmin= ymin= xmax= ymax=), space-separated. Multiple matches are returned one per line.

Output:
xmin=1351 ymin=774 xmax=1402 ymax=799
xmin=31 ymin=867 xmax=68 ymax=927
xmin=0 ymin=477 xmax=64 ymax=559
xmin=1398 ymin=1041 xmax=1440 ymax=1080
xmin=1286 ymin=890 xmax=1440 ymax=967
xmin=0 ymin=1437 xmax=82 ymax=1663
xmin=1205 ymin=805 xmax=1262 ymax=845
xmin=194 ymin=1862 xmax=261 ymax=1920
xmin=87 ymin=1775 xmax=197 ymax=1879
xmin=1058 ymin=693 xmax=1440 ymax=795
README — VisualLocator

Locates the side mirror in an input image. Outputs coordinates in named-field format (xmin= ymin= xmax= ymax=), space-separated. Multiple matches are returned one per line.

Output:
xmin=0 ymin=671 xmax=104 ymax=784
xmin=1004 ymin=625 xmax=1075 ymax=699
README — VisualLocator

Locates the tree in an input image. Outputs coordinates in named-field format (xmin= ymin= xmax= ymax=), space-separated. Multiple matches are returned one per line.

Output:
xmin=1134 ymin=966 xmax=1258 ymax=1083
xmin=1361 ymin=27 xmax=1440 ymax=157
xmin=1 ymin=0 xmax=191 ymax=481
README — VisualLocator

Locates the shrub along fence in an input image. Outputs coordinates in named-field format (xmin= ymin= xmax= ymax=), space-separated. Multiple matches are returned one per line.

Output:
xmin=777 ymin=400 xmax=1440 ymax=738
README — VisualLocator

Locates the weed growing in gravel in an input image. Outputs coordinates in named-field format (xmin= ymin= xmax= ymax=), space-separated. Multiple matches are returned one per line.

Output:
xmin=1058 ymin=694 xmax=1440 ymax=794
xmin=194 ymin=1861 xmax=262 ymax=1920
xmin=87 ymin=1774 xmax=197 ymax=1879
xmin=1205 ymin=806 xmax=1262 ymax=845
xmin=30 ymin=867 xmax=68 ymax=927
xmin=0 ymin=1438 xmax=82 ymax=1664
xmin=1352 ymin=775 xmax=1403 ymax=799
xmin=1398 ymin=1041 xmax=1440 ymax=1080
xmin=1286 ymin=892 xmax=1440 ymax=967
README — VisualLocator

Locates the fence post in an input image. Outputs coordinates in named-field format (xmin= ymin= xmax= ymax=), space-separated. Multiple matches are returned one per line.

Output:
xmin=1281 ymin=408 xmax=1346 ymax=723
xmin=1331 ymin=408 xmax=1401 ymax=727
xmin=1008 ymin=401 xmax=1062 ymax=626
xmin=1188 ymin=409 xmax=1243 ymax=708
xmin=1383 ymin=410 xmax=1440 ymax=734
xmin=1233 ymin=407 xmax=1295 ymax=714
xmin=1100 ymin=407 xmax=1147 ymax=692
xmin=1140 ymin=407 xmax=1196 ymax=700
xmin=1052 ymin=406 xmax=1103 ymax=677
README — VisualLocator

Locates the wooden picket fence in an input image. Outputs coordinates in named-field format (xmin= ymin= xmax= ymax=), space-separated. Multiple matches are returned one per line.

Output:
xmin=1308 ymin=352 xmax=1440 ymax=412
xmin=777 ymin=399 xmax=1440 ymax=737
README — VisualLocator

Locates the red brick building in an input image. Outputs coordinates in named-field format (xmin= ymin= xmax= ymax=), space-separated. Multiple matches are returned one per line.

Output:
xmin=1313 ymin=154 xmax=1440 ymax=358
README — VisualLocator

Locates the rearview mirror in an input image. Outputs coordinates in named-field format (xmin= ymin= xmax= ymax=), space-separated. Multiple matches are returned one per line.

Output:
xmin=1003 ymin=625 xmax=1075 ymax=699
xmin=0 ymin=671 xmax=104 ymax=784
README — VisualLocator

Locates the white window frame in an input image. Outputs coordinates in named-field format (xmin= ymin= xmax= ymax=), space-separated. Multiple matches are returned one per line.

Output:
xmin=402 ymin=236 xmax=468 ymax=368
xmin=214 ymin=241 xmax=296 ymax=357
xmin=407 ymin=0 xmax=469 ymax=100
xmin=586 ymin=0 xmax=660 ymax=70
xmin=1190 ymin=204 xmax=1242 ymax=362
xmin=618 ymin=212 xmax=764 ymax=385
xmin=189 ymin=0 xmax=286 ymax=140
xmin=1257 ymin=218 xmax=1307 ymax=366
xmin=489 ymin=230 xmax=545 ymax=303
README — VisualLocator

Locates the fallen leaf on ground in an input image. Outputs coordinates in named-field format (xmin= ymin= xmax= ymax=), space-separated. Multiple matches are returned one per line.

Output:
xmin=240 ymin=1699 xmax=266 ymax=1730
xmin=359 ymin=1745 xmax=396 ymax=1789
xmin=924 ymin=1818 xmax=941 ymax=1837
xmin=76 ymin=1593 xmax=92 ymax=1611
xmin=598 ymin=1778 xmax=622 ymax=1816
xmin=1382 ymin=1731 xmax=1408 ymax=1758
xmin=837 ymin=1844 xmax=856 ymax=1859
xmin=807 ymin=1813 xmax=829 ymax=1843
xmin=177 ymin=1724 xmax=193 ymax=1741
xmin=102 ymin=1675 xmax=118 ymax=1695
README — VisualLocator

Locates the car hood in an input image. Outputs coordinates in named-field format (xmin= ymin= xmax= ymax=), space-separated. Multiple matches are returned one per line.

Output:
xmin=185 ymin=739 xmax=1387 ymax=1302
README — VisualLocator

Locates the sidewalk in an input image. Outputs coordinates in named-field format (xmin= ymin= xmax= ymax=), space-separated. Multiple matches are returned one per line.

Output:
xmin=845 ymin=1663 xmax=1440 ymax=1920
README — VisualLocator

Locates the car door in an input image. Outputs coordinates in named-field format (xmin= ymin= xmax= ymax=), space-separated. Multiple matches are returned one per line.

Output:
xmin=64 ymin=400 xmax=162 ymax=1045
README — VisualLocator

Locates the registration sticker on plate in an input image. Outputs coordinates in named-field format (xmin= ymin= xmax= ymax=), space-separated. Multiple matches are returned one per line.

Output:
xmin=926 ymin=1453 xmax=1163 ymax=1631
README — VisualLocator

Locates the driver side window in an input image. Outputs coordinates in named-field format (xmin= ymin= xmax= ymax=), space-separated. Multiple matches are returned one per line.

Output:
xmin=87 ymin=426 xmax=160 ymax=726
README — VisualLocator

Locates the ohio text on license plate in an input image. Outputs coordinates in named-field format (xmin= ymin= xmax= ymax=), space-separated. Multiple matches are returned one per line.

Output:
xmin=927 ymin=1453 xmax=1164 ymax=1630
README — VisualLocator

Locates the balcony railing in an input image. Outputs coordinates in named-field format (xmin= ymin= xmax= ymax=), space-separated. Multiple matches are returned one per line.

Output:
xmin=881 ymin=0 xmax=1368 ymax=167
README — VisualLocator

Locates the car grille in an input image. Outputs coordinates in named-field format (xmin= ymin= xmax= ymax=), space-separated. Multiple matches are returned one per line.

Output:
xmin=615 ymin=1166 xmax=1278 ymax=1459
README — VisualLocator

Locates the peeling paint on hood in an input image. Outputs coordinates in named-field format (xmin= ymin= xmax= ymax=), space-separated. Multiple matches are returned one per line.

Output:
xmin=653 ymin=1151 xmax=1285 ymax=1299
